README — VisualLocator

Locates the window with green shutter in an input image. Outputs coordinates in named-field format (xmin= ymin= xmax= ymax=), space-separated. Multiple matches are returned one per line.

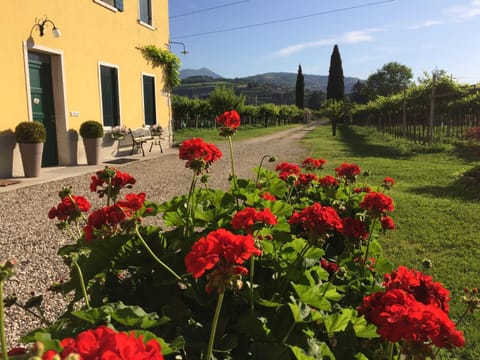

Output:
xmin=100 ymin=65 xmax=120 ymax=127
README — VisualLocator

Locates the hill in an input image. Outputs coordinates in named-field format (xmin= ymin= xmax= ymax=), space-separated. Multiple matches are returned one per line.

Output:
xmin=179 ymin=68 xmax=223 ymax=79
xmin=174 ymin=69 xmax=362 ymax=106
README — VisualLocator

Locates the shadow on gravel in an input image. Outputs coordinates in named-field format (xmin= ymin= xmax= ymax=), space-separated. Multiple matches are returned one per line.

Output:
xmin=337 ymin=125 xmax=414 ymax=159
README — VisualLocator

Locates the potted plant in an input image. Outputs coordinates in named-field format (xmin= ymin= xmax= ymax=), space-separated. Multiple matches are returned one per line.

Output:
xmin=80 ymin=120 xmax=104 ymax=165
xmin=14 ymin=121 xmax=46 ymax=177
xmin=110 ymin=125 xmax=127 ymax=140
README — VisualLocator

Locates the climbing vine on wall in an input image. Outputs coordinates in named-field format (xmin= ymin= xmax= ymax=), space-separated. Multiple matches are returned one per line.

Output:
xmin=137 ymin=45 xmax=181 ymax=91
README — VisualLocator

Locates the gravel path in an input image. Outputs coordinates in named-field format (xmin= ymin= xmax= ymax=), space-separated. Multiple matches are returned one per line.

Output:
xmin=0 ymin=123 xmax=319 ymax=347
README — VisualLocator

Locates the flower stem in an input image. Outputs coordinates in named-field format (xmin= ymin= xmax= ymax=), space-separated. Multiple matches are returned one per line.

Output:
xmin=0 ymin=281 xmax=8 ymax=360
xmin=206 ymin=291 xmax=225 ymax=360
xmin=255 ymin=155 xmax=272 ymax=187
xmin=185 ymin=172 xmax=198 ymax=240
xmin=228 ymin=136 xmax=239 ymax=209
xmin=362 ymin=218 xmax=377 ymax=276
xmin=281 ymin=321 xmax=296 ymax=344
xmin=135 ymin=226 xmax=182 ymax=281
xmin=73 ymin=260 xmax=90 ymax=309
xmin=249 ymin=256 xmax=255 ymax=311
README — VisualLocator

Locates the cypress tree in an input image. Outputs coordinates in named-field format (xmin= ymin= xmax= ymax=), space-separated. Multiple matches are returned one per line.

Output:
xmin=295 ymin=64 xmax=304 ymax=109
xmin=326 ymin=45 xmax=344 ymax=101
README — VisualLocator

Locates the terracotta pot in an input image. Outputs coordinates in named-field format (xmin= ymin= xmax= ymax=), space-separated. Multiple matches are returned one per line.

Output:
xmin=83 ymin=137 xmax=102 ymax=165
xmin=19 ymin=143 xmax=44 ymax=177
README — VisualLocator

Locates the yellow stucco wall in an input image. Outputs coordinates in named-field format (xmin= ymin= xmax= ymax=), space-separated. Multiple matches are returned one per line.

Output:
xmin=0 ymin=0 xmax=172 ymax=177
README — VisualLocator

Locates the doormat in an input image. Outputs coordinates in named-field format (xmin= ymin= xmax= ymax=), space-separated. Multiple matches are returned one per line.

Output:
xmin=0 ymin=179 xmax=21 ymax=187
xmin=104 ymin=158 xmax=138 ymax=165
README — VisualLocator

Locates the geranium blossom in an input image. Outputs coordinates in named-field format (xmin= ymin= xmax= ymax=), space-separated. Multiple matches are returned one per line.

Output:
xmin=381 ymin=215 xmax=395 ymax=231
xmin=301 ymin=157 xmax=326 ymax=171
xmin=48 ymin=195 xmax=91 ymax=222
xmin=360 ymin=192 xmax=394 ymax=216
xmin=90 ymin=167 xmax=136 ymax=198
xmin=289 ymin=203 xmax=343 ymax=239
xmin=318 ymin=175 xmax=339 ymax=188
xmin=179 ymin=137 xmax=222 ymax=174
xmin=217 ymin=110 xmax=241 ymax=133
xmin=295 ymin=173 xmax=318 ymax=187
xmin=42 ymin=325 xmax=164 ymax=359
xmin=83 ymin=193 xmax=146 ymax=241
xmin=261 ymin=192 xmax=276 ymax=201
xmin=335 ymin=163 xmax=361 ymax=181
xmin=383 ymin=176 xmax=395 ymax=187
xmin=342 ymin=217 xmax=369 ymax=241
xmin=231 ymin=207 xmax=278 ymax=233
xmin=275 ymin=162 xmax=300 ymax=181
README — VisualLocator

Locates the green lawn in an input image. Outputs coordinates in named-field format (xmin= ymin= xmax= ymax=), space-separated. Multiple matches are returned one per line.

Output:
xmin=302 ymin=124 xmax=480 ymax=359
xmin=173 ymin=124 xmax=301 ymax=143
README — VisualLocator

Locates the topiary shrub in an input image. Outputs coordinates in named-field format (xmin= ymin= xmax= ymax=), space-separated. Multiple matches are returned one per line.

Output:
xmin=14 ymin=121 xmax=46 ymax=143
xmin=80 ymin=120 xmax=104 ymax=139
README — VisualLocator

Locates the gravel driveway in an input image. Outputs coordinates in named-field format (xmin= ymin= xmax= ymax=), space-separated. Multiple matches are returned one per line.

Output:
xmin=0 ymin=123 xmax=318 ymax=348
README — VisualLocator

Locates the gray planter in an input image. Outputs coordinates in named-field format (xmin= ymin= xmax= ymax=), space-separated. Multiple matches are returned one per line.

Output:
xmin=19 ymin=143 xmax=44 ymax=177
xmin=83 ymin=137 xmax=102 ymax=165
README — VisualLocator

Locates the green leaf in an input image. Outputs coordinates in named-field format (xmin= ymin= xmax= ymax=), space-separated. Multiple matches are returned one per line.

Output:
xmin=289 ymin=342 xmax=336 ymax=360
xmin=288 ymin=297 xmax=311 ymax=323
xmin=292 ymin=283 xmax=342 ymax=311
xmin=351 ymin=314 xmax=380 ymax=339
xmin=324 ymin=308 xmax=354 ymax=336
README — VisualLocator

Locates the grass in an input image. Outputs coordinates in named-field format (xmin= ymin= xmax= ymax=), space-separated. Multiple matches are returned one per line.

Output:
xmin=172 ymin=124 xmax=301 ymax=144
xmin=301 ymin=124 xmax=480 ymax=359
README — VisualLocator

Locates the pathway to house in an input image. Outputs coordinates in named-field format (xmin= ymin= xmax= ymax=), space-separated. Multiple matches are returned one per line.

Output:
xmin=0 ymin=121 xmax=321 ymax=347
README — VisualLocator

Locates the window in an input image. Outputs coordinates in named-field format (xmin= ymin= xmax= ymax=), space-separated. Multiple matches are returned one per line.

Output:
xmin=100 ymin=65 xmax=120 ymax=127
xmin=139 ymin=0 xmax=152 ymax=25
xmin=94 ymin=0 xmax=124 ymax=12
xmin=143 ymin=75 xmax=156 ymax=125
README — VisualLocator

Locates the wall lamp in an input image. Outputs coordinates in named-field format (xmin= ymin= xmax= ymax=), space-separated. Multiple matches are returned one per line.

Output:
xmin=31 ymin=16 xmax=61 ymax=38
xmin=167 ymin=41 xmax=189 ymax=55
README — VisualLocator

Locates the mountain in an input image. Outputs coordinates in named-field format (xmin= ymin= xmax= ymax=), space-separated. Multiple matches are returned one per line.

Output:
xmin=179 ymin=68 xmax=223 ymax=79
xmin=175 ymin=69 xmax=362 ymax=106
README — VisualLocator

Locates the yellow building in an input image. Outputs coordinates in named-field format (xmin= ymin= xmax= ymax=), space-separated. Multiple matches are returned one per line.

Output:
xmin=0 ymin=0 xmax=173 ymax=178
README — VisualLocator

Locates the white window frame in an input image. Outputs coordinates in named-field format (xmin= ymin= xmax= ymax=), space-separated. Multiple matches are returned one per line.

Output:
xmin=93 ymin=0 xmax=119 ymax=12
xmin=138 ymin=0 xmax=155 ymax=30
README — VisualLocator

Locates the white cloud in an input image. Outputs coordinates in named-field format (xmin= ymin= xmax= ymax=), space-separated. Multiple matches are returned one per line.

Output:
xmin=408 ymin=20 xmax=444 ymax=30
xmin=446 ymin=0 xmax=480 ymax=21
xmin=272 ymin=29 xmax=378 ymax=57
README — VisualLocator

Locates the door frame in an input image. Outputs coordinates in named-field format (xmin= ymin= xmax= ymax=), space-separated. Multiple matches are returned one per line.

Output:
xmin=23 ymin=42 xmax=70 ymax=165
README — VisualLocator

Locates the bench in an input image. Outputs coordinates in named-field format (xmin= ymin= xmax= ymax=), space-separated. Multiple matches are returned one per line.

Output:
xmin=128 ymin=128 xmax=163 ymax=156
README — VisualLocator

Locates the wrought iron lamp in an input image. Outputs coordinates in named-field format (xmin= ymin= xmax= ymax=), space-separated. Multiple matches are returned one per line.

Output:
xmin=167 ymin=41 xmax=189 ymax=55
xmin=31 ymin=16 xmax=61 ymax=38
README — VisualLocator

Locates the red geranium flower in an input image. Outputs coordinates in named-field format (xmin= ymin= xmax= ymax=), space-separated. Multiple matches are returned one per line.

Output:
xmin=318 ymin=175 xmax=339 ymax=188
xmin=232 ymin=207 xmax=278 ymax=233
xmin=43 ymin=325 xmax=164 ymax=360
xmin=320 ymin=258 xmax=339 ymax=276
xmin=48 ymin=195 xmax=91 ymax=222
xmin=90 ymin=167 xmax=136 ymax=199
xmin=342 ymin=217 xmax=369 ymax=241
xmin=301 ymin=157 xmax=326 ymax=171
xmin=383 ymin=176 xmax=395 ymax=187
xmin=217 ymin=110 xmax=241 ymax=134
xmin=353 ymin=186 xmax=371 ymax=194
xmin=381 ymin=215 xmax=395 ymax=231
xmin=275 ymin=162 xmax=300 ymax=181
xmin=289 ymin=203 xmax=343 ymax=239
xmin=261 ymin=192 xmax=276 ymax=201
xmin=179 ymin=138 xmax=222 ymax=174
xmin=296 ymin=173 xmax=318 ymax=187
xmin=359 ymin=192 xmax=394 ymax=216
xmin=335 ymin=163 xmax=361 ymax=181
xmin=185 ymin=229 xmax=262 ymax=292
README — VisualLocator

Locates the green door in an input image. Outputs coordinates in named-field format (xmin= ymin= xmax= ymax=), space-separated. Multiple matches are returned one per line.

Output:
xmin=28 ymin=52 xmax=58 ymax=166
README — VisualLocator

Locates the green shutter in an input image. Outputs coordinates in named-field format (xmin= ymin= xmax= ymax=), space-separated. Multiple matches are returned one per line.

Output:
xmin=115 ymin=0 xmax=124 ymax=11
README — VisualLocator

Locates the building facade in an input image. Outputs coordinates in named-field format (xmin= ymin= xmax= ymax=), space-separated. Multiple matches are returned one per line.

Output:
xmin=0 ymin=0 xmax=172 ymax=178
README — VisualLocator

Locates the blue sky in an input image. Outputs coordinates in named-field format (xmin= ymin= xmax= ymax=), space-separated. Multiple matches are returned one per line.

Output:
xmin=168 ymin=0 xmax=480 ymax=83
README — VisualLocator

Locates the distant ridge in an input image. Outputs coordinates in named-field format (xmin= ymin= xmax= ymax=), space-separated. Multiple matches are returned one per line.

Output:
xmin=179 ymin=68 xmax=223 ymax=79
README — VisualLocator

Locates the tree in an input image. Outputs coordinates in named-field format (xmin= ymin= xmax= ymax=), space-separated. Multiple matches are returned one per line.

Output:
xmin=295 ymin=64 xmax=304 ymax=109
xmin=208 ymin=86 xmax=245 ymax=118
xmin=349 ymin=80 xmax=368 ymax=104
xmin=321 ymin=99 xmax=345 ymax=136
xmin=306 ymin=90 xmax=324 ymax=110
xmin=326 ymin=44 xmax=344 ymax=101
xmin=364 ymin=62 xmax=413 ymax=100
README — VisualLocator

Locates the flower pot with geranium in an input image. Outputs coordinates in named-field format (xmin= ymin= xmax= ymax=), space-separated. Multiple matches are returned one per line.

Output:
xmin=79 ymin=120 xmax=104 ymax=165
xmin=110 ymin=125 xmax=127 ymax=140
xmin=14 ymin=121 xmax=46 ymax=177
